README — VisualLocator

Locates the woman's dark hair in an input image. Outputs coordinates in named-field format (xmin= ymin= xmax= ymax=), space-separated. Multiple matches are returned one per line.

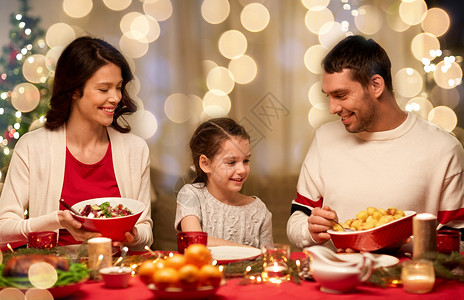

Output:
xmin=190 ymin=118 xmax=250 ymax=185
xmin=45 ymin=36 xmax=136 ymax=132
xmin=322 ymin=35 xmax=393 ymax=94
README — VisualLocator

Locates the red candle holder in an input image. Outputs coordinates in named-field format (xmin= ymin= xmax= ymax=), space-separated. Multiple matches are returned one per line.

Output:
xmin=436 ymin=230 xmax=461 ymax=254
xmin=27 ymin=231 xmax=58 ymax=249
xmin=176 ymin=231 xmax=207 ymax=254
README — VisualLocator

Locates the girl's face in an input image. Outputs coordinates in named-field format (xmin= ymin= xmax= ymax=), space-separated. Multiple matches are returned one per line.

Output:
xmin=203 ymin=136 xmax=251 ymax=196
xmin=70 ymin=63 xmax=123 ymax=128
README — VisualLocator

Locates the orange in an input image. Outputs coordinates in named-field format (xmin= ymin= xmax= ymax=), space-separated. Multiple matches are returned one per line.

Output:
xmin=199 ymin=264 xmax=223 ymax=287
xmin=138 ymin=260 xmax=163 ymax=284
xmin=184 ymin=244 xmax=212 ymax=268
xmin=163 ymin=253 xmax=187 ymax=270
xmin=178 ymin=264 xmax=200 ymax=290
xmin=153 ymin=267 xmax=179 ymax=290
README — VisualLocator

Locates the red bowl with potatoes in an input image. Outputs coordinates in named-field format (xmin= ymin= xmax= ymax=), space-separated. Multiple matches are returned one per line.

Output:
xmin=328 ymin=211 xmax=416 ymax=252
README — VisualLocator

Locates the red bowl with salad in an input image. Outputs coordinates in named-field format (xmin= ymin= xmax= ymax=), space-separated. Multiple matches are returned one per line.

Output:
xmin=70 ymin=197 xmax=145 ymax=241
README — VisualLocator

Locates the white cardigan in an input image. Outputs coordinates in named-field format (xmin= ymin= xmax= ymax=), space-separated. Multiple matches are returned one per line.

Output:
xmin=0 ymin=125 xmax=153 ymax=250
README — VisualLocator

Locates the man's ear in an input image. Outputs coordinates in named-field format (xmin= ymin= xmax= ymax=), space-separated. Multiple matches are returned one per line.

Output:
xmin=199 ymin=154 xmax=211 ymax=174
xmin=370 ymin=74 xmax=385 ymax=98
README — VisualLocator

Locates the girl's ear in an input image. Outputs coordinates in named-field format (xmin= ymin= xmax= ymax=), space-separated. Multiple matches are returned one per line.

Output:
xmin=199 ymin=154 xmax=211 ymax=174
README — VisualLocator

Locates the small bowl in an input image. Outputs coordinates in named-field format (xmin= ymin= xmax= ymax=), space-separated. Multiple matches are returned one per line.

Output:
xmin=71 ymin=197 xmax=145 ymax=241
xmin=328 ymin=211 xmax=416 ymax=252
xmin=100 ymin=266 xmax=132 ymax=289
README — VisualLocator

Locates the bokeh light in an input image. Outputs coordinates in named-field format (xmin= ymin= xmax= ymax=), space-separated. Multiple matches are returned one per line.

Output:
xmin=218 ymin=30 xmax=247 ymax=59
xmin=318 ymin=22 xmax=346 ymax=49
xmin=384 ymin=0 xmax=410 ymax=32
xmin=206 ymin=67 xmax=235 ymax=95
xmin=354 ymin=5 xmax=383 ymax=35
xmin=394 ymin=68 xmax=423 ymax=98
xmin=202 ymin=60 xmax=219 ymax=75
xmin=431 ymin=85 xmax=460 ymax=109
xmin=240 ymin=3 xmax=270 ymax=32
xmin=188 ymin=94 xmax=206 ymax=124
xmin=308 ymin=106 xmax=337 ymax=129
xmin=24 ymin=288 xmax=53 ymax=300
xmin=399 ymin=0 xmax=427 ymax=25
xmin=411 ymin=33 xmax=440 ymax=61
xmin=11 ymin=83 xmax=40 ymax=113
xmin=433 ymin=60 xmax=463 ymax=89
xmin=304 ymin=7 xmax=334 ymax=35
xmin=143 ymin=0 xmax=173 ymax=22
xmin=28 ymin=262 xmax=57 ymax=289
xmin=228 ymin=55 xmax=257 ymax=84
xmin=304 ymin=45 xmax=328 ymax=74
xmin=308 ymin=81 xmax=328 ymax=109
xmin=125 ymin=109 xmax=158 ymax=139
xmin=45 ymin=46 xmax=64 ymax=72
xmin=45 ymin=23 xmax=76 ymax=48
xmin=405 ymin=97 xmax=433 ymax=120
xmin=121 ymin=12 xmax=160 ymax=43
xmin=119 ymin=35 xmax=149 ymax=59
xmin=202 ymin=91 xmax=231 ymax=117
xmin=0 ymin=288 xmax=25 ymax=300
xmin=63 ymin=0 xmax=93 ymax=18
xmin=22 ymin=54 xmax=49 ymax=83
xmin=201 ymin=0 xmax=230 ymax=24
xmin=428 ymin=106 xmax=457 ymax=132
xmin=103 ymin=0 xmax=131 ymax=11
xmin=301 ymin=0 xmax=330 ymax=10
xmin=421 ymin=7 xmax=450 ymax=37
xmin=164 ymin=93 xmax=192 ymax=123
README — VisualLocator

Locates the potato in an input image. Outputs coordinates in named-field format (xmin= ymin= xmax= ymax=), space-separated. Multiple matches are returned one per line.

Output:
xmin=356 ymin=210 xmax=368 ymax=222
xmin=337 ymin=207 xmax=406 ymax=232
xmin=366 ymin=207 xmax=378 ymax=216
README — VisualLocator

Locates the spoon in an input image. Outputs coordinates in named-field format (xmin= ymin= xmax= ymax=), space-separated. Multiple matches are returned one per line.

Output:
xmin=115 ymin=246 xmax=129 ymax=273
xmin=331 ymin=219 xmax=355 ymax=232
xmin=59 ymin=199 xmax=82 ymax=216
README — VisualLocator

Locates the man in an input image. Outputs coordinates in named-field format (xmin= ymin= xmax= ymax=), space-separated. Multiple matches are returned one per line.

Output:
xmin=287 ymin=35 xmax=464 ymax=250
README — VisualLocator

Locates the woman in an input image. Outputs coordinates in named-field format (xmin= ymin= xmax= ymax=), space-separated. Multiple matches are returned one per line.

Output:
xmin=0 ymin=36 xmax=153 ymax=250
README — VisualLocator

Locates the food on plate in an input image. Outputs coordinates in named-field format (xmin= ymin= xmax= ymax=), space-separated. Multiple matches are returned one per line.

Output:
xmin=0 ymin=254 xmax=88 ymax=289
xmin=138 ymin=244 xmax=222 ymax=290
xmin=333 ymin=207 xmax=406 ymax=231
xmin=79 ymin=201 xmax=133 ymax=218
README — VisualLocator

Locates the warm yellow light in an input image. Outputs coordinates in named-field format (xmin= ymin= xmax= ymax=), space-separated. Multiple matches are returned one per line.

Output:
xmin=385 ymin=3 xmax=410 ymax=33
xmin=164 ymin=93 xmax=192 ymax=123
xmin=202 ymin=60 xmax=219 ymax=75
xmin=318 ymin=22 xmax=346 ymax=49
xmin=308 ymin=106 xmax=337 ymax=129
xmin=203 ymin=91 xmax=231 ymax=117
xmin=119 ymin=35 xmax=149 ymax=59
xmin=201 ymin=0 xmax=230 ymax=24
xmin=304 ymin=45 xmax=328 ymax=74
xmin=22 ymin=54 xmax=49 ymax=84
xmin=120 ymin=12 xmax=160 ymax=43
xmin=399 ymin=0 xmax=427 ymax=25
xmin=228 ymin=55 xmax=257 ymax=84
xmin=240 ymin=3 xmax=270 ymax=32
xmin=63 ymin=0 xmax=93 ymax=19
xmin=405 ymin=97 xmax=433 ymax=120
xmin=45 ymin=23 xmax=75 ymax=48
xmin=0 ymin=288 xmax=26 ymax=299
xmin=428 ymin=106 xmax=457 ymax=132
xmin=125 ymin=109 xmax=158 ymax=139
xmin=394 ymin=68 xmax=423 ymax=98
xmin=218 ymin=30 xmax=247 ymax=59
xmin=206 ymin=67 xmax=235 ymax=95
xmin=304 ymin=7 xmax=334 ymax=34
xmin=11 ymin=83 xmax=40 ymax=113
xmin=28 ymin=262 xmax=57 ymax=289
xmin=433 ymin=60 xmax=463 ymax=89
xmin=45 ymin=46 xmax=64 ymax=72
xmin=24 ymin=288 xmax=54 ymax=300
xmin=308 ymin=81 xmax=327 ymax=108
xmin=103 ymin=0 xmax=131 ymax=11
xmin=301 ymin=0 xmax=330 ymax=10
xmin=411 ymin=33 xmax=440 ymax=61
xmin=143 ymin=0 xmax=173 ymax=22
xmin=354 ymin=5 xmax=383 ymax=35
xmin=421 ymin=7 xmax=450 ymax=37
xmin=431 ymin=85 xmax=460 ymax=109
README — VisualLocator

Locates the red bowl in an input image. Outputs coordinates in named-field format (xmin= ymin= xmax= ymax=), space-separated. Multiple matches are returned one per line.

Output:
xmin=71 ymin=197 xmax=145 ymax=241
xmin=328 ymin=211 xmax=416 ymax=252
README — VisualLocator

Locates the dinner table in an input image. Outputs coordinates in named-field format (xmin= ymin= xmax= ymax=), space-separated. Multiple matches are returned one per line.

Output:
xmin=62 ymin=252 xmax=464 ymax=300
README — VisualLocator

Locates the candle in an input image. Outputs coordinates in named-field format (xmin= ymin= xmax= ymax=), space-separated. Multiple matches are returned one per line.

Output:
xmin=88 ymin=237 xmax=112 ymax=280
xmin=413 ymin=213 xmax=437 ymax=259
xmin=261 ymin=244 xmax=291 ymax=282
xmin=401 ymin=260 xmax=435 ymax=294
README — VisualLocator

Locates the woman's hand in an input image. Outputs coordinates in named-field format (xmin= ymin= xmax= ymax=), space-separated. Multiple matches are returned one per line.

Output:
xmin=112 ymin=227 xmax=138 ymax=248
xmin=58 ymin=210 xmax=101 ymax=241
xmin=307 ymin=206 xmax=337 ymax=244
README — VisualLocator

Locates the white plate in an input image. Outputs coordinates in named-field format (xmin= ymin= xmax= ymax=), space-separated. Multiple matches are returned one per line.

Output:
xmin=208 ymin=246 xmax=262 ymax=264
xmin=336 ymin=253 xmax=399 ymax=268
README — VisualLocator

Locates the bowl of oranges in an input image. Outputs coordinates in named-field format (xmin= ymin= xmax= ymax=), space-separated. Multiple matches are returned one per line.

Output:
xmin=137 ymin=244 xmax=224 ymax=299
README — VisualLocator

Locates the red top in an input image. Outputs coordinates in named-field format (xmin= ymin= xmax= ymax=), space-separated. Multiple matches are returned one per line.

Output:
xmin=59 ymin=142 xmax=121 ymax=245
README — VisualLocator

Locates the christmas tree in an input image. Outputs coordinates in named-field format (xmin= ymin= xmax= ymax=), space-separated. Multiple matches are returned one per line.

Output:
xmin=0 ymin=0 xmax=51 ymax=180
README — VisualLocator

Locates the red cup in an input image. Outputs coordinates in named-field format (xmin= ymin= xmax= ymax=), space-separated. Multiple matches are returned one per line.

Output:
xmin=27 ymin=231 xmax=58 ymax=249
xmin=436 ymin=230 xmax=461 ymax=254
xmin=177 ymin=231 xmax=207 ymax=254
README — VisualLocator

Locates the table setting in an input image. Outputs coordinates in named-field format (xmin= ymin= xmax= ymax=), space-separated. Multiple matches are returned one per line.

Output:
xmin=0 ymin=202 xmax=463 ymax=299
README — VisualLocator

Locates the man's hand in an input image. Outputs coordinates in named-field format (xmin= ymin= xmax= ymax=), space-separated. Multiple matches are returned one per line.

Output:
xmin=307 ymin=206 xmax=338 ymax=244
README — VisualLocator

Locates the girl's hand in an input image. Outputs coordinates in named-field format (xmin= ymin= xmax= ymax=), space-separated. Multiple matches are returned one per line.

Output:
xmin=113 ymin=227 xmax=138 ymax=248
xmin=307 ymin=206 xmax=337 ymax=244
xmin=58 ymin=210 xmax=101 ymax=241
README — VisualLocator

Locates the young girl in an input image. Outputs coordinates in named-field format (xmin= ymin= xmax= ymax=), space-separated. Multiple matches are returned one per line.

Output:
xmin=175 ymin=118 xmax=273 ymax=248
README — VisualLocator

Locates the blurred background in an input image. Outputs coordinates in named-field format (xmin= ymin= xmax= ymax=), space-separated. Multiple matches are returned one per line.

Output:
xmin=0 ymin=0 xmax=463 ymax=250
